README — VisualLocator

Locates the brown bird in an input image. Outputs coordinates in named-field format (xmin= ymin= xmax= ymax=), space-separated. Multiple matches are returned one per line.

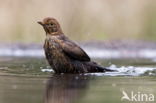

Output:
xmin=38 ymin=17 xmax=114 ymax=73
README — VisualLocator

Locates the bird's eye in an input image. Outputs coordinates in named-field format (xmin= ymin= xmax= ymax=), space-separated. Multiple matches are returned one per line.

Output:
xmin=50 ymin=23 xmax=54 ymax=26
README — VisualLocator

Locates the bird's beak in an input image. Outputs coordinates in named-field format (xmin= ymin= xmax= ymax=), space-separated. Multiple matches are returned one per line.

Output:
xmin=37 ymin=21 xmax=44 ymax=26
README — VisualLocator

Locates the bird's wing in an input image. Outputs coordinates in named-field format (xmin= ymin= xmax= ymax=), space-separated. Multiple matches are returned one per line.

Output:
xmin=59 ymin=36 xmax=90 ymax=61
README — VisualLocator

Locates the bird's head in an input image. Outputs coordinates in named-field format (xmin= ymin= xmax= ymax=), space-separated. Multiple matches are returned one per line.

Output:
xmin=38 ymin=17 xmax=63 ymax=35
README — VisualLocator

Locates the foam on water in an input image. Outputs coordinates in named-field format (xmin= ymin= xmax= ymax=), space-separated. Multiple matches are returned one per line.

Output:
xmin=87 ymin=64 xmax=156 ymax=76
xmin=41 ymin=69 xmax=53 ymax=72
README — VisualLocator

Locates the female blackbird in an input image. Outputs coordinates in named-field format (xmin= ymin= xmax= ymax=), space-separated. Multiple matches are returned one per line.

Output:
xmin=38 ymin=17 xmax=113 ymax=73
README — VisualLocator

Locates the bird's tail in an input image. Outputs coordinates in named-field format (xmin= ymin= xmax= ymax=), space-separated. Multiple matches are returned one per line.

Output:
xmin=87 ymin=62 xmax=116 ymax=72
xmin=96 ymin=65 xmax=116 ymax=72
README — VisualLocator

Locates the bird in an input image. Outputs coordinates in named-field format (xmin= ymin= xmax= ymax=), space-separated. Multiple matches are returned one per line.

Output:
xmin=38 ymin=17 xmax=114 ymax=73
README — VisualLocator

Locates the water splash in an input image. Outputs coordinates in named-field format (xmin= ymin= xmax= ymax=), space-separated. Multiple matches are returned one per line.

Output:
xmin=41 ymin=69 xmax=53 ymax=72
xmin=40 ymin=64 xmax=156 ymax=76
xmin=87 ymin=64 xmax=156 ymax=76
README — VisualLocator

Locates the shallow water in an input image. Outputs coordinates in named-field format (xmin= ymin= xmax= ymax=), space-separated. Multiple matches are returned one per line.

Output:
xmin=0 ymin=57 xmax=156 ymax=103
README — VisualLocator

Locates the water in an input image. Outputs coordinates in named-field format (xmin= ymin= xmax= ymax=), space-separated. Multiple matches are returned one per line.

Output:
xmin=0 ymin=56 xmax=156 ymax=103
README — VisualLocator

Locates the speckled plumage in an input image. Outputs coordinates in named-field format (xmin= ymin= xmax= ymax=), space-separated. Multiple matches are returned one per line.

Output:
xmin=38 ymin=17 xmax=114 ymax=73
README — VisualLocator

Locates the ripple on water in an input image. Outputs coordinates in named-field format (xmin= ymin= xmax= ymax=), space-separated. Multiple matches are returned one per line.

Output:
xmin=0 ymin=57 xmax=156 ymax=77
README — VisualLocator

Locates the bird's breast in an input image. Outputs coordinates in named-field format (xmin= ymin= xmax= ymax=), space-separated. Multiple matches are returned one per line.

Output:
xmin=44 ymin=38 xmax=68 ymax=63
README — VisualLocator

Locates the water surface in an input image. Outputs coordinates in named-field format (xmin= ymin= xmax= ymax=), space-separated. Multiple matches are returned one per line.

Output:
xmin=0 ymin=57 xmax=156 ymax=103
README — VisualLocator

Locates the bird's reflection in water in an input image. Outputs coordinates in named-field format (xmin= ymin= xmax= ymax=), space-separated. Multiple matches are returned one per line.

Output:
xmin=44 ymin=74 xmax=91 ymax=103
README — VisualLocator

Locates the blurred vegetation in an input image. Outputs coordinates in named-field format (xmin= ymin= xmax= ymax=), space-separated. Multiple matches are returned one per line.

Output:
xmin=0 ymin=0 xmax=156 ymax=43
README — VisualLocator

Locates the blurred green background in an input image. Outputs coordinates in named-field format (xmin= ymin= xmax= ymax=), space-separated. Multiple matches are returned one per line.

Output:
xmin=0 ymin=0 xmax=156 ymax=43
